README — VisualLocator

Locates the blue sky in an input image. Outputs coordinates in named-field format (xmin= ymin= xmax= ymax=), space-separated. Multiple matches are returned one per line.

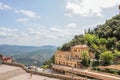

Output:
xmin=0 ymin=0 xmax=119 ymax=46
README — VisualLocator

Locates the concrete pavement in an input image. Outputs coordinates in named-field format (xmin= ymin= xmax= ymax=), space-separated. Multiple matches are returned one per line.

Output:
xmin=0 ymin=65 xmax=60 ymax=80
xmin=0 ymin=65 xmax=20 ymax=73
xmin=8 ymin=73 xmax=60 ymax=80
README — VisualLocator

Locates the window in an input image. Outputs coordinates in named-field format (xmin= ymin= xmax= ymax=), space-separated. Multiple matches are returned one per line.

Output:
xmin=74 ymin=64 xmax=76 ymax=67
xmin=58 ymin=55 xmax=62 ymax=58
xmin=75 ymin=55 xmax=79 ymax=59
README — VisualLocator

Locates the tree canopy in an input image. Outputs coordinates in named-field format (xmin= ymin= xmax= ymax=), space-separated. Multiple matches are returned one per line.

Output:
xmin=59 ymin=15 xmax=120 ymax=59
xmin=100 ymin=51 xmax=114 ymax=65
xmin=81 ymin=51 xmax=90 ymax=66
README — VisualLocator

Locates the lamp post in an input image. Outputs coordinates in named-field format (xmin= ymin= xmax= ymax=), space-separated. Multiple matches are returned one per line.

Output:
xmin=71 ymin=65 xmax=74 ymax=80
xmin=51 ymin=63 xmax=53 ymax=76
xmin=98 ymin=50 xmax=100 ymax=66
xmin=34 ymin=61 xmax=37 ymax=71
xmin=111 ymin=47 xmax=114 ymax=65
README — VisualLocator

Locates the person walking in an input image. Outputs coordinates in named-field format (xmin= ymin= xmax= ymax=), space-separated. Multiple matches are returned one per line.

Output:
xmin=27 ymin=66 xmax=33 ymax=79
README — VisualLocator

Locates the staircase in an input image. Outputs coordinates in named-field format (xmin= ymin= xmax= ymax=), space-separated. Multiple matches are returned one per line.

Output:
xmin=0 ymin=67 xmax=26 ymax=80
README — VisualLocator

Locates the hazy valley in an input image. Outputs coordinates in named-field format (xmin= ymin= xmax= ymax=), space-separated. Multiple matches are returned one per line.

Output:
xmin=0 ymin=45 xmax=57 ymax=66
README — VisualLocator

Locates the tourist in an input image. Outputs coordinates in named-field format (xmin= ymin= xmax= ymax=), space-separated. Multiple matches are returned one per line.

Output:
xmin=29 ymin=73 xmax=32 ymax=79
xmin=27 ymin=66 xmax=33 ymax=79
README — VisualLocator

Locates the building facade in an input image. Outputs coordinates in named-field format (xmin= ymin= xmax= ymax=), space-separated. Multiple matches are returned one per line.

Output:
xmin=55 ymin=45 xmax=94 ymax=68
xmin=2 ymin=57 xmax=12 ymax=63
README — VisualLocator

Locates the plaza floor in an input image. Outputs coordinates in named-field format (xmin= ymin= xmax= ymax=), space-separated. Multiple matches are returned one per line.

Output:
xmin=8 ymin=73 xmax=60 ymax=80
xmin=0 ymin=65 xmax=60 ymax=80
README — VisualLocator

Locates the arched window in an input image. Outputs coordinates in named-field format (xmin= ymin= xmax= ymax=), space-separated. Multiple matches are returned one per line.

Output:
xmin=66 ymin=62 xmax=68 ymax=66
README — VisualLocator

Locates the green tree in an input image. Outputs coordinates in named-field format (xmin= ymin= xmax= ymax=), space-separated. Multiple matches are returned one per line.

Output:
xmin=114 ymin=50 xmax=120 ymax=62
xmin=117 ymin=41 xmax=120 ymax=50
xmin=42 ymin=55 xmax=55 ymax=68
xmin=61 ymin=43 xmax=71 ymax=51
xmin=0 ymin=54 xmax=3 ymax=60
xmin=106 ymin=37 xmax=116 ymax=49
xmin=81 ymin=51 xmax=90 ymax=67
xmin=84 ymin=34 xmax=96 ymax=46
xmin=100 ymin=51 xmax=114 ymax=65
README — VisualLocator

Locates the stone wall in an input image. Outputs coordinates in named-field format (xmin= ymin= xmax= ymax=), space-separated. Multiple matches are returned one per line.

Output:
xmin=53 ymin=65 xmax=120 ymax=80
xmin=3 ymin=62 xmax=85 ymax=80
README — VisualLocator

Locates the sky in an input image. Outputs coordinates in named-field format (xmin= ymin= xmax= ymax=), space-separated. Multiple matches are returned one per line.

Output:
xmin=0 ymin=0 xmax=120 ymax=46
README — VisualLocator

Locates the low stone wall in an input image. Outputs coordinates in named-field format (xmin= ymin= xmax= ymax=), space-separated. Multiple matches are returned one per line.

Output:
xmin=90 ymin=69 xmax=120 ymax=77
xmin=3 ymin=62 xmax=85 ymax=80
xmin=53 ymin=65 xmax=120 ymax=80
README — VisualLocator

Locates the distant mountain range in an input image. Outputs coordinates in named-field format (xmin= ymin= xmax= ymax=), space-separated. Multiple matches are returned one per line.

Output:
xmin=0 ymin=44 xmax=57 ymax=66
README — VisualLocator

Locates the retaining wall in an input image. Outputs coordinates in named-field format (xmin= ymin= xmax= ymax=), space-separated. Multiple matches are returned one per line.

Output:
xmin=3 ymin=62 xmax=85 ymax=80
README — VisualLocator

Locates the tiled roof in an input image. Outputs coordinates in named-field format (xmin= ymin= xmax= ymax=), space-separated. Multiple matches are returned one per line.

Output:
xmin=2 ymin=57 xmax=11 ymax=61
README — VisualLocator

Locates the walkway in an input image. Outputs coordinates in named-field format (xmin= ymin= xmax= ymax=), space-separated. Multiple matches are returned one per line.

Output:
xmin=8 ymin=73 xmax=60 ymax=80
xmin=0 ymin=65 xmax=60 ymax=80
xmin=53 ymin=65 xmax=120 ymax=80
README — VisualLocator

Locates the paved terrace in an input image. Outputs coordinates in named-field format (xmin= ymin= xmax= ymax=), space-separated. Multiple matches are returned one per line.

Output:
xmin=0 ymin=65 xmax=21 ymax=73
xmin=8 ymin=74 xmax=60 ymax=80
xmin=53 ymin=65 xmax=120 ymax=80
xmin=0 ymin=65 xmax=60 ymax=80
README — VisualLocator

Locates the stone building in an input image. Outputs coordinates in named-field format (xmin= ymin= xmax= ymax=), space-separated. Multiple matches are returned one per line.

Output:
xmin=55 ymin=45 xmax=94 ymax=68
xmin=2 ymin=57 xmax=12 ymax=63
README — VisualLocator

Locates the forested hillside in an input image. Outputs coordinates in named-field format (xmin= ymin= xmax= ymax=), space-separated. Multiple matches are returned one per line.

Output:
xmin=59 ymin=15 xmax=120 ymax=64
xmin=44 ymin=15 xmax=120 ymax=67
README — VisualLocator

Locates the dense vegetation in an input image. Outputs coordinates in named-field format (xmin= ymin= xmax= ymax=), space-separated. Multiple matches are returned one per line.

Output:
xmin=42 ymin=55 xmax=55 ymax=68
xmin=92 ymin=67 xmax=120 ymax=75
xmin=58 ymin=15 xmax=120 ymax=66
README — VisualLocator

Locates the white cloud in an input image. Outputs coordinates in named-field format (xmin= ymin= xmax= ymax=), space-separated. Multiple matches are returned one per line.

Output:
xmin=0 ymin=22 xmax=99 ymax=46
xmin=16 ymin=9 xmax=40 ymax=23
xmin=16 ymin=9 xmax=40 ymax=18
xmin=49 ymin=23 xmax=80 ymax=39
xmin=50 ymin=27 xmax=62 ymax=32
xmin=45 ymin=35 xmax=57 ymax=39
xmin=27 ymin=27 xmax=46 ymax=35
xmin=0 ymin=27 xmax=29 ymax=38
xmin=0 ymin=27 xmax=18 ymax=33
xmin=66 ymin=23 xmax=77 ymax=28
xmin=0 ymin=27 xmax=18 ymax=38
xmin=0 ymin=32 xmax=7 ymax=37
xmin=17 ymin=18 xmax=29 ymax=23
xmin=0 ymin=2 xmax=11 ymax=10
xmin=0 ymin=2 xmax=40 ymax=23
xmin=65 ymin=0 xmax=120 ymax=17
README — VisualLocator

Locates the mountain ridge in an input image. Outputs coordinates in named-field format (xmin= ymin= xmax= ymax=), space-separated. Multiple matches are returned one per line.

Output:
xmin=0 ymin=44 xmax=57 ymax=66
